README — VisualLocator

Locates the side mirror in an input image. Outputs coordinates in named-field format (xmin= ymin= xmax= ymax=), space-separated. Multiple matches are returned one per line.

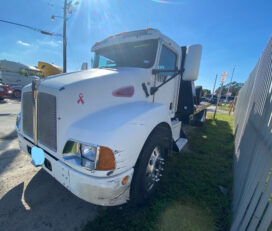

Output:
xmin=182 ymin=44 xmax=202 ymax=81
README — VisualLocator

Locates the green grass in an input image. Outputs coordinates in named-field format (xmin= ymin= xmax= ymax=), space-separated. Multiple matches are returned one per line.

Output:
xmin=83 ymin=113 xmax=234 ymax=231
xmin=218 ymin=105 xmax=230 ymax=111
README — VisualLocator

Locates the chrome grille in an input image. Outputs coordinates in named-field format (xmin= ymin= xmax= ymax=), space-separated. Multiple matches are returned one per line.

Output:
xmin=37 ymin=93 xmax=57 ymax=151
xmin=22 ymin=92 xmax=33 ymax=138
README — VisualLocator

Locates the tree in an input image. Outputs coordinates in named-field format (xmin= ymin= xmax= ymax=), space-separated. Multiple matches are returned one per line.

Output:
xmin=202 ymin=89 xmax=211 ymax=96
xmin=216 ymin=81 xmax=243 ymax=96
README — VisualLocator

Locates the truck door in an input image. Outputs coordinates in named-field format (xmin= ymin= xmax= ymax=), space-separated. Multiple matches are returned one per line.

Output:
xmin=153 ymin=44 xmax=178 ymax=116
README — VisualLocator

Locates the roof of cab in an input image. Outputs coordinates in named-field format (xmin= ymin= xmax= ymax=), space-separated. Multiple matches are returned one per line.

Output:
xmin=91 ymin=28 xmax=180 ymax=53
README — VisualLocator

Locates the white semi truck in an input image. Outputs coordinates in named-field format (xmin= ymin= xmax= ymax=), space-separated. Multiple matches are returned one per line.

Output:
xmin=16 ymin=28 xmax=208 ymax=206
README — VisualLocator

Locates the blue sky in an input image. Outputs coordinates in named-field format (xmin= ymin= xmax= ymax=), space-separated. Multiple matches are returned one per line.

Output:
xmin=0 ymin=0 xmax=271 ymax=90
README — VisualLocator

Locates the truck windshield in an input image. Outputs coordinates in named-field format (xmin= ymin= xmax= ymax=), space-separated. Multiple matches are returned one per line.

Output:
xmin=93 ymin=39 xmax=158 ymax=69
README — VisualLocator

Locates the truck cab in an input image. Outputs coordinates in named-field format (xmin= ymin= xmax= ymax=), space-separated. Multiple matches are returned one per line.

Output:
xmin=16 ymin=28 xmax=204 ymax=206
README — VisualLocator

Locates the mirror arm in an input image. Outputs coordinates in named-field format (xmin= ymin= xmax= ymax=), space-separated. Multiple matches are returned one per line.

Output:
xmin=150 ymin=68 xmax=185 ymax=95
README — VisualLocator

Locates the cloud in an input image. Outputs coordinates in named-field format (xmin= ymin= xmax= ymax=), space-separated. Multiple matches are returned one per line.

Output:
xmin=37 ymin=40 xmax=62 ymax=47
xmin=17 ymin=40 xmax=31 ymax=46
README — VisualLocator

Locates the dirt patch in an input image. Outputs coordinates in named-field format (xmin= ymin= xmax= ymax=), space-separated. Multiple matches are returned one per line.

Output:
xmin=158 ymin=201 xmax=215 ymax=231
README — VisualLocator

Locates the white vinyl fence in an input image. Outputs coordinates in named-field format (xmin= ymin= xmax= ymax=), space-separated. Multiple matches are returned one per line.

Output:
xmin=231 ymin=37 xmax=272 ymax=231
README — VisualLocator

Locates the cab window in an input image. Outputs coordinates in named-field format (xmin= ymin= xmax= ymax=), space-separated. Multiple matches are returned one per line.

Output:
xmin=97 ymin=56 xmax=116 ymax=68
xmin=93 ymin=40 xmax=158 ymax=69
xmin=157 ymin=45 xmax=177 ymax=81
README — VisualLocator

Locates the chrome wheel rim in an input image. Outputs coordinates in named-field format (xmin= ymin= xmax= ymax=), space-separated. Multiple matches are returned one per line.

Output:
xmin=145 ymin=146 xmax=165 ymax=191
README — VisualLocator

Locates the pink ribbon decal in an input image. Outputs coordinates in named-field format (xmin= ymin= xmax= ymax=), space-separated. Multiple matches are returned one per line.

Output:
xmin=77 ymin=93 xmax=85 ymax=104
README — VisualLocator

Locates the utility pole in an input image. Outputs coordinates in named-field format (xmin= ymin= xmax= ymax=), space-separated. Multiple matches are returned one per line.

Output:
xmin=226 ymin=65 xmax=236 ymax=102
xmin=63 ymin=0 xmax=67 ymax=73
xmin=212 ymin=74 xmax=218 ymax=98
xmin=213 ymin=82 xmax=224 ymax=120
xmin=51 ymin=0 xmax=79 ymax=73
xmin=213 ymin=72 xmax=228 ymax=120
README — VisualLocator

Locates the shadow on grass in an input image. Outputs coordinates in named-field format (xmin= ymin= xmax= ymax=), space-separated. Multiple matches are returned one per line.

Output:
xmin=83 ymin=114 xmax=234 ymax=231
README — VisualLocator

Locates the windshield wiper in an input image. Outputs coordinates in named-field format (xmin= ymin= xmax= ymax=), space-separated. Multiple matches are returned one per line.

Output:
xmin=150 ymin=68 xmax=185 ymax=95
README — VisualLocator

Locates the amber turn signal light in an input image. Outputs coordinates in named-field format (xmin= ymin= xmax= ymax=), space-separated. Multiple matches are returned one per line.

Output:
xmin=96 ymin=146 xmax=116 ymax=171
xmin=122 ymin=176 xmax=129 ymax=185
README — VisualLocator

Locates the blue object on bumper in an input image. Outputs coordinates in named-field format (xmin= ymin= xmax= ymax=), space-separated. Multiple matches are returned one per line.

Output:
xmin=31 ymin=146 xmax=45 ymax=166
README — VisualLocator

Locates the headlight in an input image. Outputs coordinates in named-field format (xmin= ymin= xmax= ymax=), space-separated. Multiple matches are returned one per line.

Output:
xmin=16 ymin=113 xmax=21 ymax=130
xmin=80 ymin=144 xmax=98 ymax=170
xmin=80 ymin=144 xmax=116 ymax=171
xmin=80 ymin=144 xmax=97 ymax=161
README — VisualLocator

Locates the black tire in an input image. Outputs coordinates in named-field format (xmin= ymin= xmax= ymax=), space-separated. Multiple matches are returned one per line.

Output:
xmin=195 ymin=86 xmax=202 ymax=105
xmin=13 ymin=90 xmax=21 ymax=98
xmin=130 ymin=125 xmax=171 ymax=206
xmin=191 ymin=109 xmax=207 ymax=126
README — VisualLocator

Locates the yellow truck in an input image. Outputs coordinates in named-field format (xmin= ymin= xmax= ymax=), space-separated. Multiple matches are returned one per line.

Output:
xmin=38 ymin=62 xmax=62 ymax=77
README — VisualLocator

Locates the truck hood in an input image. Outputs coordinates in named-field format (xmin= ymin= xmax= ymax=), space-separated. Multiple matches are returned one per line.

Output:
xmin=38 ymin=66 xmax=152 ymax=118
xmin=39 ymin=67 xmax=150 ymax=90
xmin=36 ymin=67 xmax=152 ymax=153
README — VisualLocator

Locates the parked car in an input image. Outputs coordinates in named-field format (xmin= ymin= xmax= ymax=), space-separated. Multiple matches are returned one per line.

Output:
xmin=209 ymin=96 xmax=218 ymax=104
xmin=0 ymin=84 xmax=13 ymax=100
xmin=11 ymin=85 xmax=23 ymax=98
xmin=220 ymin=96 xmax=226 ymax=102
xmin=201 ymin=97 xmax=209 ymax=102
xmin=227 ymin=96 xmax=235 ymax=103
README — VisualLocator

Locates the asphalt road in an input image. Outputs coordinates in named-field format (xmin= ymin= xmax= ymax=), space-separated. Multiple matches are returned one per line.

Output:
xmin=207 ymin=105 xmax=230 ymax=115
xmin=0 ymin=99 xmax=20 ymax=139
xmin=0 ymin=99 xmax=97 ymax=231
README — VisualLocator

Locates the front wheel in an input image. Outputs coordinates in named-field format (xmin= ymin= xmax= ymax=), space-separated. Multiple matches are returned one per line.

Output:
xmin=130 ymin=126 xmax=171 ymax=205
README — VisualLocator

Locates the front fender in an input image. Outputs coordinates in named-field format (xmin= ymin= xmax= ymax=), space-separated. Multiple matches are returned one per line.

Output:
xmin=63 ymin=101 xmax=171 ymax=176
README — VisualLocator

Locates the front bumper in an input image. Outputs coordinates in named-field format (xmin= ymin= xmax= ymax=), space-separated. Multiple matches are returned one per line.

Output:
xmin=18 ymin=133 xmax=134 ymax=206
xmin=0 ymin=92 xmax=12 ymax=98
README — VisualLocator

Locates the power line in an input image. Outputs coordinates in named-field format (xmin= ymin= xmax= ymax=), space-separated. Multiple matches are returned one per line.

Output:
xmin=0 ymin=19 xmax=62 ymax=37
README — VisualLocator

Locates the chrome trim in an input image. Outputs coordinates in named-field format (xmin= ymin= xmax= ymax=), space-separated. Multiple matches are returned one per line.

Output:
xmin=32 ymin=80 xmax=40 ymax=145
